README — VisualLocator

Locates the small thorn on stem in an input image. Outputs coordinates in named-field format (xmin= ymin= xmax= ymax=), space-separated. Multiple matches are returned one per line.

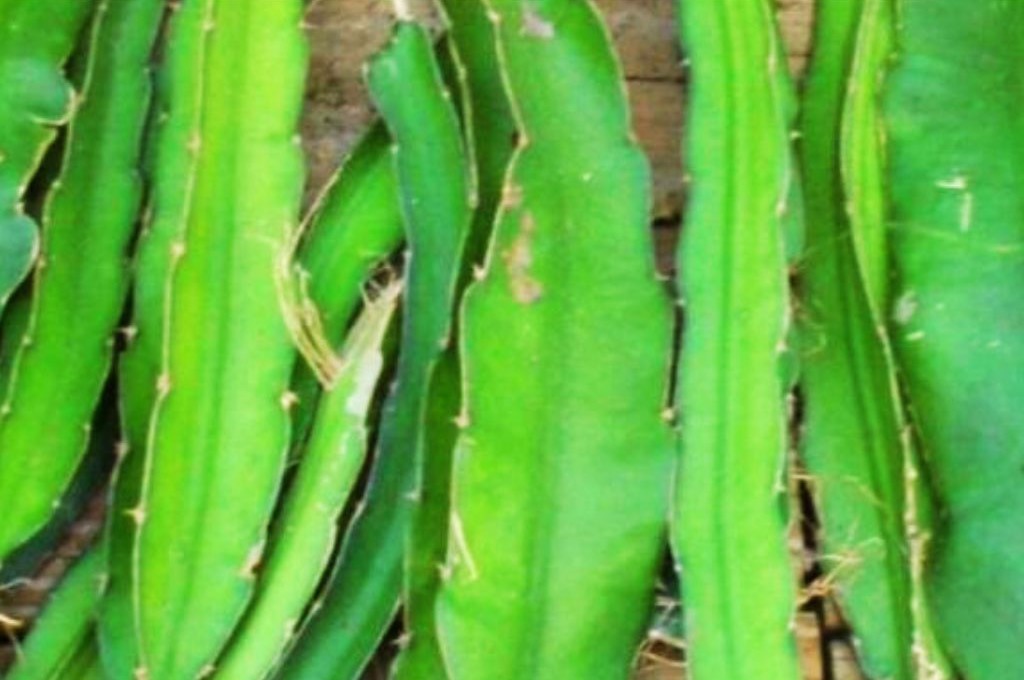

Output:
xmin=126 ymin=506 xmax=147 ymax=526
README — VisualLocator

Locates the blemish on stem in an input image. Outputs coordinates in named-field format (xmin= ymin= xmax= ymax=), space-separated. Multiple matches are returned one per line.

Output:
xmin=501 ymin=182 xmax=524 ymax=209
xmin=502 ymin=212 xmax=543 ymax=304
xmin=522 ymin=4 xmax=555 ymax=39
xmin=892 ymin=290 xmax=918 ymax=325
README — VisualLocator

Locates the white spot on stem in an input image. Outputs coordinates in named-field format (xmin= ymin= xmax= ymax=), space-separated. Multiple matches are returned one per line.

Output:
xmin=522 ymin=5 xmax=555 ymax=39
xmin=959 ymin=191 xmax=974 ymax=232
xmin=892 ymin=291 xmax=918 ymax=325
xmin=936 ymin=174 xmax=974 ymax=232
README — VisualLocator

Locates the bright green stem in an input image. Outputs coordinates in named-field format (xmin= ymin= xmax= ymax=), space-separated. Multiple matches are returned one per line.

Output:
xmin=99 ymin=7 xmax=186 ymax=678
xmin=842 ymin=0 xmax=893 ymax=320
xmin=97 ymin=401 xmax=144 ymax=680
xmin=211 ymin=110 xmax=407 ymax=680
xmin=0 ymin=0 xmax=163 ymax=566
xmin=128 ymin=0 xmax=308 ymax=677
xmin=435 ymin=1 xmax=674 ymax=678
xmin=6 ymin=550 xmax=101 ymax=680
xmin=884 ymin=2 xmax=1024 ymax=677
xmin=390 ymin=37 xmax=474 ymax=680
xmin=214 ymin=286 xmax=397 ymax=680
xmin=842 ymin=3 xmax=953 ymax=676
xmin=299 ymin=125 xmax=404 ymax=342
xmin=280 ymin=21 xmax=472 ymax=680
xmin=100 ymin=78 xmax=404 ymax=680
xmin=437 ymin=0 xmax=516 ymax=272
xmin=10 ymin=629 xmax=104 ymax=680
xmin=288 ymin=124 xmax=404 ymax=448
xmin=393 ymin=2 xmax=515 ymax=677
xmin=798 ymin=0 xmax=916 ymax=677
xmin=101 ymin=33 xmax=402 ymax=680
xmin=45 ymin=639 xmax=105 ymax=680
xmin=673 ymin=1 xmax=801 ymax=678
xmin=0 ymin=393 xmax=115 ymax=587
xmin=0 ymin=0 xmax=96 ymax=311
xmin=393 ymin=349 xmax=462 ymax=680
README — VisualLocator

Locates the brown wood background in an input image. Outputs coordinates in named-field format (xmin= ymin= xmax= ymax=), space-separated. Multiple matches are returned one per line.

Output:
xmin=2 ymin=2 xmax=871 ymax=678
